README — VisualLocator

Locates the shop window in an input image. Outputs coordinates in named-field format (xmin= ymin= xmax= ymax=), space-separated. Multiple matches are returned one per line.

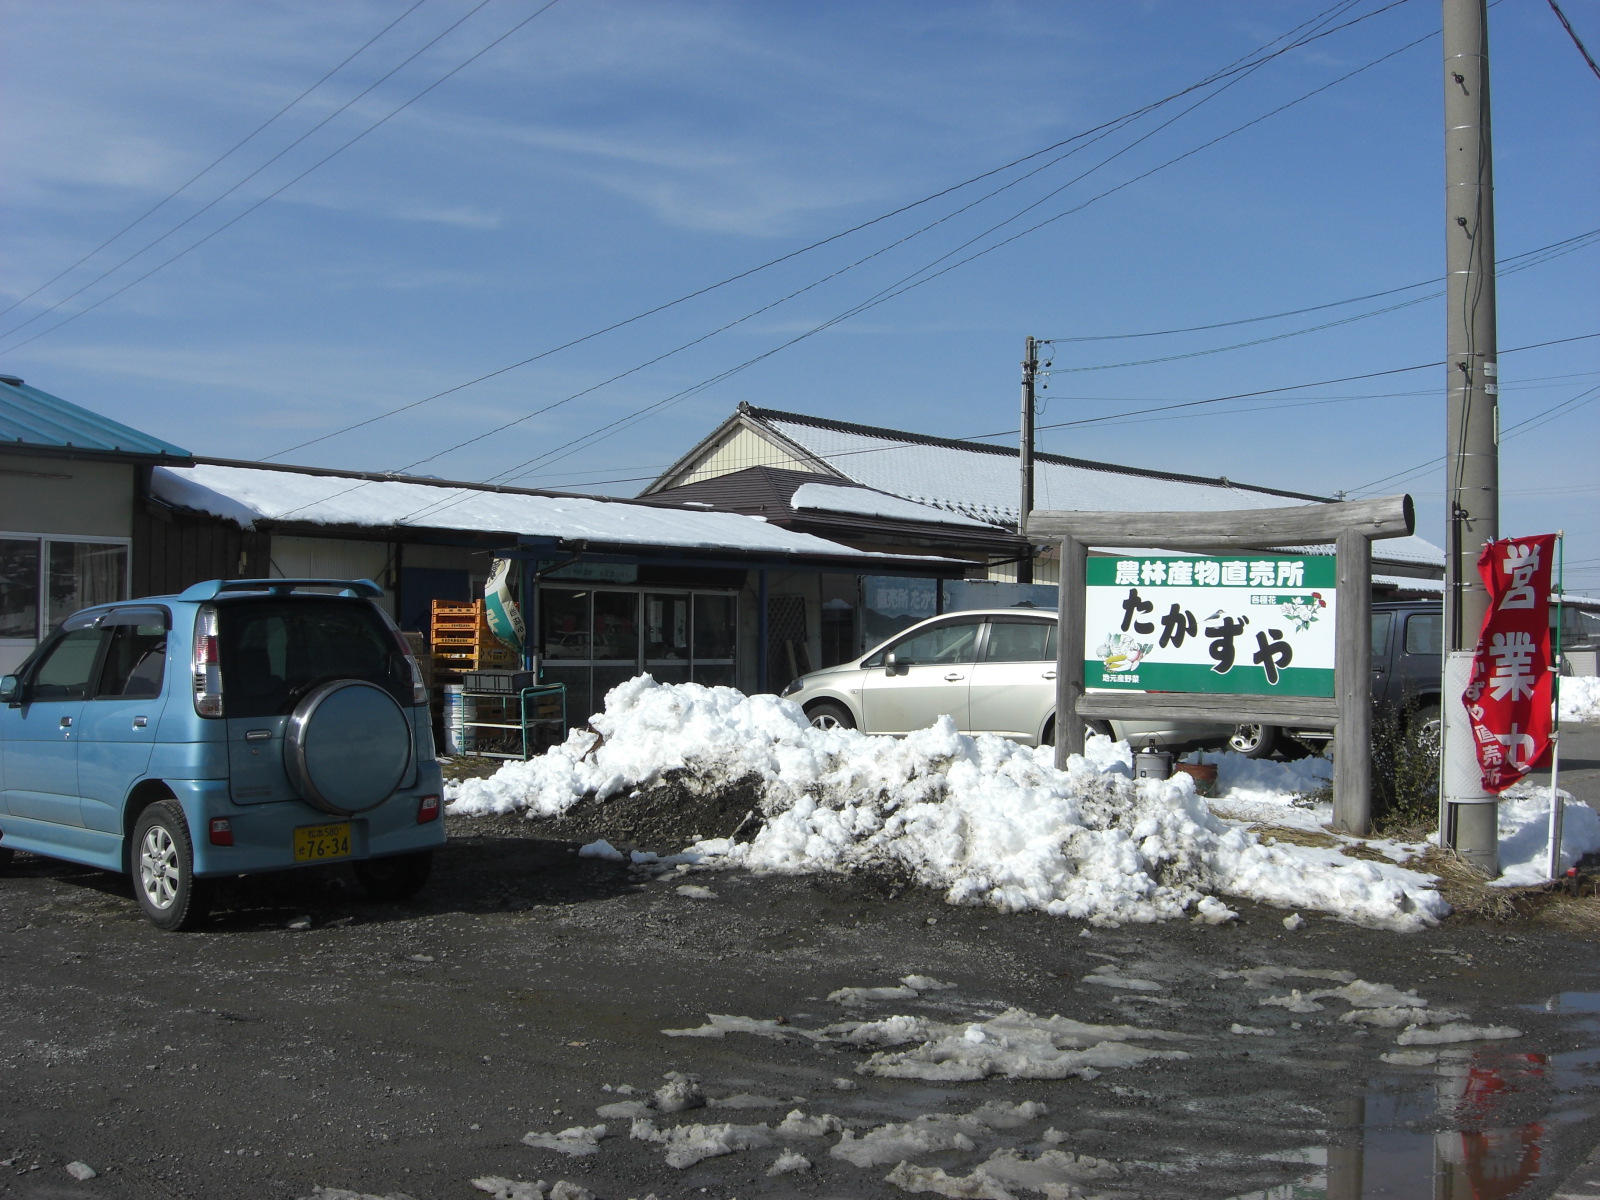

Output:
xmin=594 ymin=592 xmax=639 ymax=661
xmin=645 ymin=593 xmax=690 ymax=662
xmin=542 ymin=589 xmax=591 ymax=660
xmin=0 ymin=536 xmax=128 ymax=644
xmin=692 ymin=593 xmax=735 ymax=661
xmin=0 ymin=538 xmax=40 ymax=639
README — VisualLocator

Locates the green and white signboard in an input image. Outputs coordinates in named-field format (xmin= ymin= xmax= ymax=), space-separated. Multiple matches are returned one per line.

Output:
xmin=1085 ymin=555 xmax=1336 ymax=697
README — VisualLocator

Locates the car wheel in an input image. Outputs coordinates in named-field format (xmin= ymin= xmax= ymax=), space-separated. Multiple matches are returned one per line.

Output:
xmin=806 ymin=701 xmax=855 ymax=732
xmin=1227 ymin=724 xmax=1279 ymax=759
xmin=1410 ymin=704 xmax=1442 ymax=756
xmin=353 ymin=851 xmax=434 ymax=902
xmin=0 ymin=846 xmax=13 ymax=872
xmin=132 ymin=801 xmax=211 ymax=931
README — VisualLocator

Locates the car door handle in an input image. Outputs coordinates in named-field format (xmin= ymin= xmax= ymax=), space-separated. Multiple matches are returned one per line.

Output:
xmin=944 ymin=673 xmax=966 ymax=682
xmin=132 ymin=716 xmax=148 ymax=728
xmin=59 ymin=716 xmax=72 ymax=728
xmin=1042 ymin=670 xmax=1057 ymax=680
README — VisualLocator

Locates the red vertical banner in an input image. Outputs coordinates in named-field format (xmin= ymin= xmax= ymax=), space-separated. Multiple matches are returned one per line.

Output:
xmin=1461 ymin=534 xmax=1558 ymax=792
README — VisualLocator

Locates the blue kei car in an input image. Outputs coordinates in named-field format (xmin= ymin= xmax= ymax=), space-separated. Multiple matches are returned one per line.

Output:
xmin=0 ymin=579 xmax=445 ymax=930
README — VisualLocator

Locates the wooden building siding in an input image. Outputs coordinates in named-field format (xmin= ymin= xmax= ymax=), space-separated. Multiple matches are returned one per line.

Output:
xmin=673 ymin=426 xmax=818 ymax=488
xmin=131 ymin=504 xmax=268 ymax=599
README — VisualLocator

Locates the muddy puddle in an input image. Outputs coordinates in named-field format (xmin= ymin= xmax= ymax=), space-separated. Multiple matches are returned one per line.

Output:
xmin=1221 ymin=992 xmax=1600 ymax=1199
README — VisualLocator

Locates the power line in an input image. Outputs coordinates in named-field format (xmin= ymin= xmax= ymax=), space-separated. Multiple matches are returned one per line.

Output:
xmin=255 ymin=0 xmax=1407 ymax=462
xmin=504 ymin=369 xmax=1600 ymax=491
xmin=0 ymin=0 xmax=430 ymax=322
xmin=0 ymin=0 xmax=562 ymax=355
xmin=1039 ymin=228 xmax=1600 ymax=343
xmin=1546 ymin=0 xmax=1600 ymax=81
xmin=1348 ymin=378 xmax=1600 ymax=494
xmin=467 ymin=12 xmax=1441 ymax=497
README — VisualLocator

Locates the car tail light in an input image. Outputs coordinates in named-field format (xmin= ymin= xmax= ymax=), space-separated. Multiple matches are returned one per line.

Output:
xmin=417 ymin=794 xmax=440 ymax=824
xmin=208 ymin=818 xmax=234 ymax=846
xmin=192 ymin=605 xmax=224 ymax=717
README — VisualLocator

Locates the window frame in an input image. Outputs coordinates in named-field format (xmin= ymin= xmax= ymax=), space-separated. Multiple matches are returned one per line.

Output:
xmin=0 ymin=531 xmax=132 ymax=647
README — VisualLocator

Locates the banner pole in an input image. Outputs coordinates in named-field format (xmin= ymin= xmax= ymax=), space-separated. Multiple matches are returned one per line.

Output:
xmin=1548 ymin=531 xmax=1566 ymax=880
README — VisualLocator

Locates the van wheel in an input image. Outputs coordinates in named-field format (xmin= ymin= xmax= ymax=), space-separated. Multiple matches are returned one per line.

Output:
xmin=132 ymin=801 xmax=211 ymax=931
xmin=1227 ymin=724 xmax=1278 ymax=759
xmin=353 ymin=852 xmax=433 ymax=902
xmin=807 ymin=702 xmax=855 ymax=732
xmin=1410 ymin=704 xmax=1442 ymax=756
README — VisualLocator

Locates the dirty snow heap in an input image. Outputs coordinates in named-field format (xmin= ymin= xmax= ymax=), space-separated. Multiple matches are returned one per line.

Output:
xmin=448 ymin=678 xmax=1448 ymax=931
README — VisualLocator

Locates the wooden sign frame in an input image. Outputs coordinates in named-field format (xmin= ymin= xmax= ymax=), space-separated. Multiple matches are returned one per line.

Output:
xmin=1026 ymin=494 xmax=1415 ymax=834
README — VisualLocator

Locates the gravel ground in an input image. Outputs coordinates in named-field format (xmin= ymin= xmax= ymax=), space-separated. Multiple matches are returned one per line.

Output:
xmin=4 ymin=797 xmax=1600 ymax=1200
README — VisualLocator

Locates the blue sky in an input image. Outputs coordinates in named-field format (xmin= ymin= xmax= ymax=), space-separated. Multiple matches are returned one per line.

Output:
xmin=2 ymin=1 xmax=1596 ymax=584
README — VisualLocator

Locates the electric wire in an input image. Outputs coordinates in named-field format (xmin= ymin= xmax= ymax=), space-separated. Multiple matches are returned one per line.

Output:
xmin=1349 ymin=379 xmax=1600 ymax=495
xmin=268 ymin=0 xmax=1410 ymax=523
xmin=1044 ymin=230 xmax=1600 ymax=372
xmin=1546 ymin=0 xmax=1600 ymax=81
xmin=258 ymin=0 xmax=1391 ymax=462
xmin=0 ymin=0 xmax=431 ymax=323
xmin=0 ymin=0 xmax=563 ymax=355
xmin=1039 ymin=228 xmax=1599 ymax=344
xmin=457 ymin=19 xmax=1444 ymax=501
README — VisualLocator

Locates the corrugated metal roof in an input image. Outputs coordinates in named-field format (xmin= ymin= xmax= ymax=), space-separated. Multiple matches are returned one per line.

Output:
xmin=0 ymin=377 xmax=191 ymax=458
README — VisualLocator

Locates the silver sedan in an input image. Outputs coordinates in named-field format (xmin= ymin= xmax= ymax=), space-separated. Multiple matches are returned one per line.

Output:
xmin=781 ymin=609 xmax=1235 ymax=749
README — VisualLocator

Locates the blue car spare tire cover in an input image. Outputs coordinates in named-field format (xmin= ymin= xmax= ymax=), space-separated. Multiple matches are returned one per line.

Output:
xmin=284 ymin=680 xmax=412 ymax=816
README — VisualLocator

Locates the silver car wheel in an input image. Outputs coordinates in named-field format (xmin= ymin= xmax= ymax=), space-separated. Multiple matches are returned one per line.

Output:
xmin=811 ymin=712 xmax=845 ymax=730
xmin=139 ymin=825 xmax=180 ymax=911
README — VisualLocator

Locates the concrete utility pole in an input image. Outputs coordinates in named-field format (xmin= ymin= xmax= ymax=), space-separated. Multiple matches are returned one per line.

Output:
xmin=1018 ymin=335 xmax=1038 ymax=585
xmin=1440 ymin=0 xmax=1501 ymax=872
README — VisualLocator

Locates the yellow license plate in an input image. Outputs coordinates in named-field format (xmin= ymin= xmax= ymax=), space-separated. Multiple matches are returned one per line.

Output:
xmin=294 ymin=823 xmax=352 ymax=862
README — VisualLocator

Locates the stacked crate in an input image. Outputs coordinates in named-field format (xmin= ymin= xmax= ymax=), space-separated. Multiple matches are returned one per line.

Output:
xmin=429 ymin=599 xmax=518 ymax=675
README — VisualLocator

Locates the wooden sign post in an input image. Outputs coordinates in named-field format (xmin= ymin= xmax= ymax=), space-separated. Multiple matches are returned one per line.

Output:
xmin=1026 ymin=495 xmax=1414 ymax=835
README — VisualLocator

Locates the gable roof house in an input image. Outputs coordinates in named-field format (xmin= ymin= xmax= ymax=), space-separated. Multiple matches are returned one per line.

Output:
xmin=642 ymin=403 xmax=1447 ymax=588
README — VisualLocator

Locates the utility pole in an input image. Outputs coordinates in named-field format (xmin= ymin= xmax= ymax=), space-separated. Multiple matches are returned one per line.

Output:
xmin=1440 ymin=0 xmax=1501 ymax=873
xmin=1019 ymin=335 xmax=1038 ymax=585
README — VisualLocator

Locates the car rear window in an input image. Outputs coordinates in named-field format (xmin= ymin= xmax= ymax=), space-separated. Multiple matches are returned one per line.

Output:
xmin=219 ymin=597 xmax=409 ymax=718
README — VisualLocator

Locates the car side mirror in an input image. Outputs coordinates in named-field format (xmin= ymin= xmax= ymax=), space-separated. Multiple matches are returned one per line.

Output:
xmin=884 ymin=652 xmax=901 ymax=676
xmin=0 ymin=675 xmax=19 ymax=705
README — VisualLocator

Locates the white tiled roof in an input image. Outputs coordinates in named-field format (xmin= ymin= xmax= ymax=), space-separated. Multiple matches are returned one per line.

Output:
xmin=760 ymin=413 xmax=1445 ymax=569
xmin=768 ymin=416 xmax=1301 ymax=525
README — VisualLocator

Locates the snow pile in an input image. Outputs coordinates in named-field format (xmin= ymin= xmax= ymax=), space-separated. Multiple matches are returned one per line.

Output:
xmin=1562 ymin=675 xmax=1600 ymax=723
xmin=449 ymin=678 xmax=1448 ymax=930
xmin=1493 ymin=787 xmax=1600 ymax=885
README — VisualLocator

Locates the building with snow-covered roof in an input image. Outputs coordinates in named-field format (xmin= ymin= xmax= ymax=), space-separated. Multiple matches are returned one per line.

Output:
xmin=141 ymin=457 xmax=968 ymax=712
xmin=643 ymin=402 xmax=1446 ymax=583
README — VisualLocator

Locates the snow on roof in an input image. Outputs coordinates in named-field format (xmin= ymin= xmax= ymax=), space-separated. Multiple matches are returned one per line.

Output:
xmin=790 ymin=481 xmax=993 ymax=527
xmin=760 ymin=413 xmax=1444 ymax=568
xmin=153 ymin=463 xmax=934 ymax=560
xmin=760 ymin=411 xmax=1311 ymax=526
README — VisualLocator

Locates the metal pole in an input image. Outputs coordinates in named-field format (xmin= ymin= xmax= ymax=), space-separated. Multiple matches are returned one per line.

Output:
xmin=1019 ymin=336 xmax=1038 ymax=585
xmin=1441 ymin=0 xmax=1500 ymax=868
